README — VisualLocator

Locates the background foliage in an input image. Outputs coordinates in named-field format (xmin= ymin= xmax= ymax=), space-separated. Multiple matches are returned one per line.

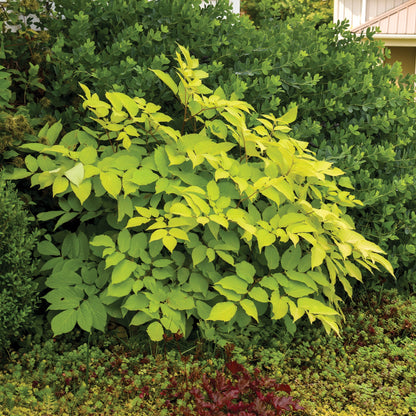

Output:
xmin=241 ymin=0 xmax=333 ymax=27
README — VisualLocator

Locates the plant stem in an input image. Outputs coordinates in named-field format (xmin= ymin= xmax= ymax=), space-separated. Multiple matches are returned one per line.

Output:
xmin=85 ymin=332 xmax=91 ymax=387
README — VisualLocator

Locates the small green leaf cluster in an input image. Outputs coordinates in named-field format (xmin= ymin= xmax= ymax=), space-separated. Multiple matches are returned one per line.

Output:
xmin=0 ymin=175 xmax=39 ymax=351
xmin=17 ymin=47 xmax=392 ymax=341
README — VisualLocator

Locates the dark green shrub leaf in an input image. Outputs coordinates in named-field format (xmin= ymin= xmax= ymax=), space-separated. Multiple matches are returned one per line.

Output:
xmin=281 ymin=246 xmax=302 ymax=270
xmin=44 ymin=287 xmax=83 ymax=310
xmin=264 ymin=245 xmax=280 ymax=269
xmin=38 ymin=240 xmax=60 ymax=256
xmin=88 ymin=295 xmax=107 ymax=332
xmin=54 ymin=212 xmax=79 ymax=230
xmin=235 ymin=261 xmax=256 ymax=283
xmin=46 ymin=271 xmax=82 ymax=288
xmin=77 ymin=301 xmax=94 ymax=332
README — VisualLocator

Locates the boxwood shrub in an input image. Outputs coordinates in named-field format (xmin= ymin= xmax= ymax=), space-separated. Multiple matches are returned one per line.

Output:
xmin=0 ymin=175 xmax=39 ymax=352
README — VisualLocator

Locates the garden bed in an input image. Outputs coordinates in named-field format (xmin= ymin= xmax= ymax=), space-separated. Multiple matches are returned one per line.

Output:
xmin=1 ymin=289 xmax=416 ymax=415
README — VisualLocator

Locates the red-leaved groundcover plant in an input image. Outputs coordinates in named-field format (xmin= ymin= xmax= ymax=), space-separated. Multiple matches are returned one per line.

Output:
xmin=158 ymin=358 xmax=304 ymax=415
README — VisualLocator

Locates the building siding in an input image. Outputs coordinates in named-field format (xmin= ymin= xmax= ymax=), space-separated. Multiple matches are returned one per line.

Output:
xmin=351 ymin=0 xmax=416 ymax=35
xmin=335 ymin=0 xmax=408 ymax=27
xmin=366 ymin=0 xmax=407 ymax=21
xmin=334 ymin=0 xmax=364 ymax=26
xmin=335 ymin=0 xmax=416 ymax=75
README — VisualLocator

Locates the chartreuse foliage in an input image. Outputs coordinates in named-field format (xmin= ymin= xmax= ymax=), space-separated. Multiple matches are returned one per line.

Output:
xmin=16 ymin=46 xmax=393 ymax=341
xmin=1 ymin=0 xmax=414 ymax=288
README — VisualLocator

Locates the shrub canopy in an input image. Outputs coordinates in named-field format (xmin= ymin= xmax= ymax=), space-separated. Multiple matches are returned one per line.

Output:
xmin=15 ymin=47 xmax=393 ymax=342
xmin=1 ymin=0 xmax=415 ymax=296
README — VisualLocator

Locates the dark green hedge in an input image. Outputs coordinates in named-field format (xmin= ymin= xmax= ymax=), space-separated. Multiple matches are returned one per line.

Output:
xmin=0 ymin=176 xmax=39 ymax=351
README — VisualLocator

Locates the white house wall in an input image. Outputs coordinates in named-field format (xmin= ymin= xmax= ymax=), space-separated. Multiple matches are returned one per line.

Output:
xmin=229 ymin=0 xmax=240 ymax=14
xmin=366 ymin=0 xmax=407 ymax=20
xmin=334 ymin=0 xmax=365 ymax=28
xmin=334 ymin=0 xmax=407 ymax=28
